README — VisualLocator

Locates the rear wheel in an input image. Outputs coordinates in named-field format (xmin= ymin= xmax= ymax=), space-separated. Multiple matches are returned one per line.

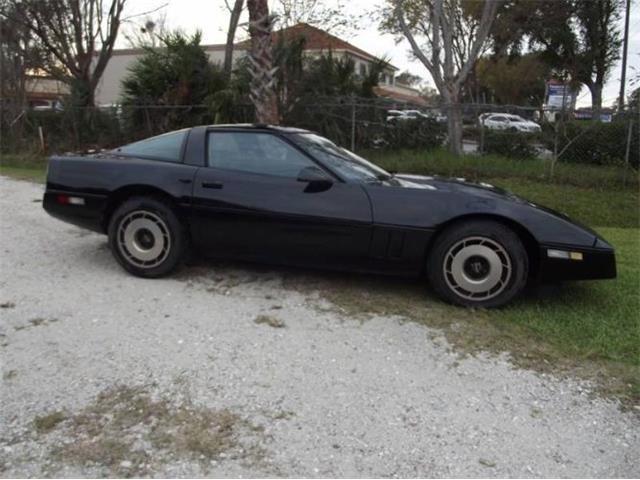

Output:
xmin=427 ymin=220 xmax=528 ymax=308
xmin=108 ymin=196 xmax=187 ymax=277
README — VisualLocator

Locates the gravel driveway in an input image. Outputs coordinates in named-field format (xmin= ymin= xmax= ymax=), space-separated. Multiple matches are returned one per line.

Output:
xmin=1 ymin=175 xmax=638 ymax=478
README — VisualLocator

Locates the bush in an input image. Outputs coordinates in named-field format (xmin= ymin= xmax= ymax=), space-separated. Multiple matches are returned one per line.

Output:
xmin=15 ymin=108 xmax=122 ymax=153
xmin=120 ymin=31 xmax=226 ymax=137
xmin=548 ymin=121 xmax=639 ymax=168
xmin=384 ymin=118 xmax=446 ymax=150
xmin=482 ymin=130 xmax=538 ymax=159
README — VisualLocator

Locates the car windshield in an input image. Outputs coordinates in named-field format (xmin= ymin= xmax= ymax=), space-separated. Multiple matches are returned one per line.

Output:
xmin=290 ymin=133 xmax=392 ymax=183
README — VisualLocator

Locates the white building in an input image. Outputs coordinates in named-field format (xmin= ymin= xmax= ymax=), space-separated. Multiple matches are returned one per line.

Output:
xmin=95 ymin=23 xmax=424 ymax=106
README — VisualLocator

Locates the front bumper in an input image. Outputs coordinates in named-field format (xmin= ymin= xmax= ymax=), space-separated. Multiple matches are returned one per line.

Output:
xmin=537 ymin=243 xmax=616 ymax=282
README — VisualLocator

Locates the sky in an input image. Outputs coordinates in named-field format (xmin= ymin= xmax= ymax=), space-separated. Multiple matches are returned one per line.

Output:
xmin=120 ymin=0 xmax=640 ymax=108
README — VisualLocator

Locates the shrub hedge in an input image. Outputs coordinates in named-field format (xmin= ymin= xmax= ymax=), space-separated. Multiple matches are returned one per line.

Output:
xmin=548 ymin=121 xmax=639 ymax=168
xmin=482 ymin=130 xmax=538 ymax=159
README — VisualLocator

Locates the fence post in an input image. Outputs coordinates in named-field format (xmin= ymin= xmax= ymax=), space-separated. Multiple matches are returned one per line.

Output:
xmin=38 ymin=126 xmax=45 ymax=153
xmin=550 ymin=118 xmax=559 ymax=179
xmin=623 ymin=118 xmax=633 ymax=188
xmin=350 ymin=94 xmax=356 ymax=152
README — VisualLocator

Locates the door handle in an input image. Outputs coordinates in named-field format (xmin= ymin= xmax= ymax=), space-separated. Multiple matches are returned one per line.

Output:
xmin=202 ymin=181 xmax=223 ymax=189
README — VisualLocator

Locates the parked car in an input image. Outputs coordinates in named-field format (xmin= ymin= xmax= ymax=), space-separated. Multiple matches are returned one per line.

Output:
xmin=480 ymin=113 xmax=541 ymax=133
xmin=386 ymin=110 xmax=406 ymax=123
xmin=43 ymin=124 xmax=616 ymax=308
xmin=30 ymin=99 xmax=64 ymax=111
xmin=424 ymin=109 xmax=448 ymax=124
xmin=386 ymin=109 xmax=431 ymax=124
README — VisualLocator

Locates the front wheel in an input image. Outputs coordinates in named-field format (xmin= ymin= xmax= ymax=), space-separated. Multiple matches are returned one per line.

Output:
xmin=427 ymin=220 xmax=529 ymax=308
xmin=107 ymin=196 xmax=187 ymax=277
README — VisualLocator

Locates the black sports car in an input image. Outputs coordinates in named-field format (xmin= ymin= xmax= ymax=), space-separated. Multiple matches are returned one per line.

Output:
xmin=43 ymin=124 xmax=616 ymax=307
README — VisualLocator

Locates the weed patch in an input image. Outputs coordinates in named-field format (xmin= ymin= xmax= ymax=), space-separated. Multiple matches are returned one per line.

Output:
xmin=254 ymin=315 xmax=286 ymax=328
xmin=43 ymin=385 xmax=268 ymax=476
xmin=34 ymin=412 xmax=67 ymax=434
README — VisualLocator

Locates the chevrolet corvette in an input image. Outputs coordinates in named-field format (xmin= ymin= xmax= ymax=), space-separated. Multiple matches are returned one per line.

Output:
xmin=43 ymin=124 xmax=616 ymax=307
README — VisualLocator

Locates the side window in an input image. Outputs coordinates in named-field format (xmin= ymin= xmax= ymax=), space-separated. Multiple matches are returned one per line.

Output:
xmin=207 ymin=132 xmax=315 ymax=178
xmin=115 ymin=129 xmax=188 ymax=162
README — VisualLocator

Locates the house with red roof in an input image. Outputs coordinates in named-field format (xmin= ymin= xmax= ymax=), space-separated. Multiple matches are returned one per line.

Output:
xmin=95 ymin=23 xmax=426 ymax=107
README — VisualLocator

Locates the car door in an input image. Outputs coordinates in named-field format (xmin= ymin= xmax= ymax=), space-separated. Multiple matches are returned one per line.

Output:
xmin=487 ymin=115 xmax=501 ymax=129
xmin=190 ymin=130 xmax=373 ymax=268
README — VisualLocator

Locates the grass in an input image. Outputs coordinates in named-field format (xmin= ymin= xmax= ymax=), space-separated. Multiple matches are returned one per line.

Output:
xmin=491 ymin=227 xmax=639 ymax=371
xmin=0 ymin=154 xmax=47 ymax=183
xmin=482 ymin=178 xmax=638 ymax=228
xmin=366 ymin=148 xmax=639 ymax=228
xmin=366 ymin=147 xmax=639 ymax=191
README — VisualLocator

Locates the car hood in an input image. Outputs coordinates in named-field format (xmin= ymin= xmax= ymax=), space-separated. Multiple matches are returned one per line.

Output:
xmin=394 ymin=173 xmax=520 ymax=200
xmin=392 ymin=173 xmax=603 ymax=243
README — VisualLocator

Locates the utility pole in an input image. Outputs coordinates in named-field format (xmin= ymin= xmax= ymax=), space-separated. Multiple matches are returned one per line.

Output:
xmin=618 ymin=0 xmax=631 ymax=111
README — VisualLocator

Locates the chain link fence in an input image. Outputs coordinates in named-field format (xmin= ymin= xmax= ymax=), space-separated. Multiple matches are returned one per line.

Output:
xmin=2 ymin=96 xmax=638 ymax=174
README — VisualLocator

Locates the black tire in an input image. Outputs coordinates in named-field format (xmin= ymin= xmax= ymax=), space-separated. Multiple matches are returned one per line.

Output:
xmin=107 ymin=196 xmax=188 ymax=277
xmin=427 ymin=220 xmax=528 ymax=308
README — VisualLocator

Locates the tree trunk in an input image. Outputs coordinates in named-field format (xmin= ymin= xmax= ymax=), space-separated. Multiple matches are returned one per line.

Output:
xmin=224 ymin=0 xmax=244 ymax=81
xmin=590 ymin=82 xmax=603 ymax=120
xmin=246 ymin=0 xmax=279 ymax=124
xmin=445 ymin=91 xmax=463 ymax=155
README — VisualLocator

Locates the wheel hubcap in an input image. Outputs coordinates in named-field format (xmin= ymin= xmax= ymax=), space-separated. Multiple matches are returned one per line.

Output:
xmin=117 ymin=211 xmax=171 ymax=268
xmin=444 ymin=236 xmax=512 ymax=301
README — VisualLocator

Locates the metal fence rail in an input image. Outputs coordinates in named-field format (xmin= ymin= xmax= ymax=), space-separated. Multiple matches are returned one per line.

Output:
xmin=1 ymin=98 xmax=638 ymax=174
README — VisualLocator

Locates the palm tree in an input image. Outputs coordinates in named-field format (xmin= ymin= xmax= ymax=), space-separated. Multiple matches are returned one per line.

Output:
xmin=246 ymin=0 xmax=279 ymax=124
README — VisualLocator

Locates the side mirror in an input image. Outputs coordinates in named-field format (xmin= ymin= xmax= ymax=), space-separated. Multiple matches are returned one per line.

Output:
xmin=297 ymin=166 xmax=332 ymax=184
xmin=297 ymin=166 xmax=333 ymax=192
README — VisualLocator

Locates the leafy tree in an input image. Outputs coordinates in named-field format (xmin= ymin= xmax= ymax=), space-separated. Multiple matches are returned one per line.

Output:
xmin=492 ymin=0 xmax=623 ymax=115
xmin=395 ymin=70 xmax=423 ymax=86
xmin=120 ymin=32 xmax=226 ymax=134
xmin=475 ymin=53 xmax=551 ymax=106
xmin=273 ymin=0 xmax=358 ymax=35
xmin=272 ymin=33 xmax=307 ymax=115
xmin=628 ymin=86 xmax=640 ymax=113
xmin=3 ymin=0 xmax=127 ymax=107
xmin=421 ymin=85 xmax=441 ymax=104
xmin=571 ymin=0 xmax=623 ymax=114
xmin=302 ymin=52 xmax=386 ymax=98
xmin=267 ymin=33 xmax=387 ymax=115
xmin=385 ymin=0 xmax=500 ymax=154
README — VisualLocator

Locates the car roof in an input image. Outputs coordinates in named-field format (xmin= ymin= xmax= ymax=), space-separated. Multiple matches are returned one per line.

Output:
xmin=205 ymin=123 xmax=311 ymax=134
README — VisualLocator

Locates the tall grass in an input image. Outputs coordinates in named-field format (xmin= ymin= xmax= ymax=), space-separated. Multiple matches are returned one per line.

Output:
xmin=365 ymin=148 xmax=639 ymax=191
